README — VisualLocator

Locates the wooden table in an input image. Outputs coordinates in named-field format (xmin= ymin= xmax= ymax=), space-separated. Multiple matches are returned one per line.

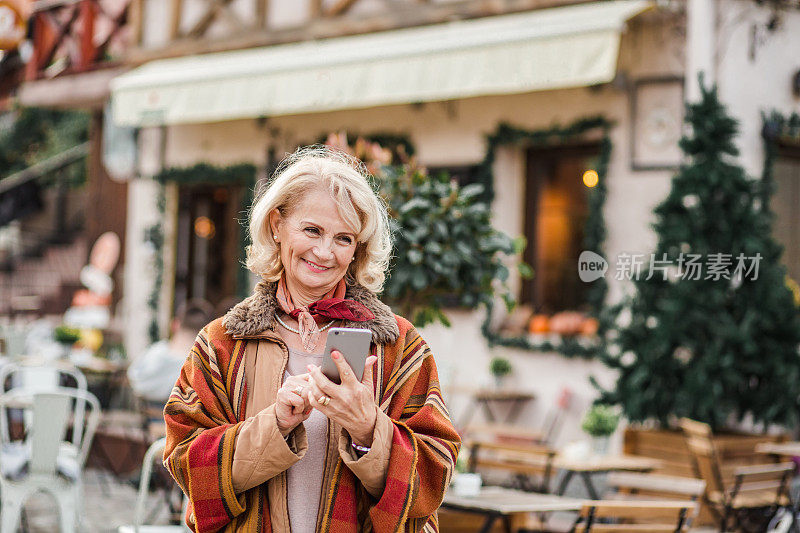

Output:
xmin=442 ymin=486 xmax=584 ymax=533
xmin=553 ymin=455 xmax=662 ymax=499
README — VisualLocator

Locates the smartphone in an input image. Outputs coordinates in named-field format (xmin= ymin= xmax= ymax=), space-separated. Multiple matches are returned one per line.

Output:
xmin=321 ymin=327 xmax=373 ymax=384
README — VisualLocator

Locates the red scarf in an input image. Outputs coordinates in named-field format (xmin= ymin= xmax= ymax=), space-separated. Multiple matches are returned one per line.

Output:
xmin=275 ymin=277 xmax=374 ymax=351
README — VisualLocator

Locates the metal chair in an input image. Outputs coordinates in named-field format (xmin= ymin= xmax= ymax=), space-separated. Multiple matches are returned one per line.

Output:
xmin=118 ymin=437 xmax=190 ymax=532
xmin=0 ymin=387 xmax=100 ymax=533
xmin=0 ymin=360 xmax=88 ymax=447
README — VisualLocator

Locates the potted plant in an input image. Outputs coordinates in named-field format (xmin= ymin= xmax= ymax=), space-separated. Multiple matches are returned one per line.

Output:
xmin=54 ymin=326 xmax=81 ymax=358
xmin=489 ymin=357 xmax=512 ymax=388
xmin=581 ymin=404 xmax=619 ymax=456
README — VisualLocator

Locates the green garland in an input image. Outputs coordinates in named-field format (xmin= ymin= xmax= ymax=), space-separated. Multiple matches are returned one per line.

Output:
xmin=143 ymin=163 xmax=257 ymax=343
xmin=478 ymin=117 xmax=613 ymax=358
xmin=144 ymin=187 xmax=166 ymax=343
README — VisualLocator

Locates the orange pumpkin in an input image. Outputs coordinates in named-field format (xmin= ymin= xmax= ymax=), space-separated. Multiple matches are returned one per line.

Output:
xmin=549 ymin=311 xmax=586 ymax=336
xmin=528 ymin=314 xmax=550 ymax=334
xmin=580 ymin=318 xmax=599 ymax=336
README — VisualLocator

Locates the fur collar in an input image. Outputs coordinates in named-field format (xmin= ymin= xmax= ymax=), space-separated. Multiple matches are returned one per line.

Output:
xmin=223 ymin=280 xmax=399 ymax=345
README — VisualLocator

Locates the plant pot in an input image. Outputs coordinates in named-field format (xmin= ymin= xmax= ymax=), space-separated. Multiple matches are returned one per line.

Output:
xmin=452 ymin=472 xmax=482 ymax=497
xmin=493 ymin=375 xmax=506 ymax=389
xmin=590 ymin=435 xmax=610 ymax=456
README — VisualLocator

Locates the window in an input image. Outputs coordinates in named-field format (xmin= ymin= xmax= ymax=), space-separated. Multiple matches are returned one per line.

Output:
xmin=522 ymin=145 xmax=600 ymax=312
xmin=174 ymin=185 xmax=241 ymax=313
xmin=773 ymin=152 xmax=800 ymax=285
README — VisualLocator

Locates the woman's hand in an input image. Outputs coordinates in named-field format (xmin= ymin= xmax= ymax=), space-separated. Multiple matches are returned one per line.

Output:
xmin=307 ymin=352 xmax=378 ymax=446
xmin=275 ymin=373 xmax=313 ymax=437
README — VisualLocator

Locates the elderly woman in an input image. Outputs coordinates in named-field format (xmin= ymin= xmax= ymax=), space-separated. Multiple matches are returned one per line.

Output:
xmin=164 ymin=147 xmax=460 ymax=532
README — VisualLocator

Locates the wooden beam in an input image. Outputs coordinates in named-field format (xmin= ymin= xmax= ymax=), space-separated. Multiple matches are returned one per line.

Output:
xmin=326 ymin=0 xmax=360 ymax=17
xmin=309 ymin=0 xmax=322 ymax=18
xmin=212 ymin=0 xmax=247 ymax=30
xmin=170 ymin=0 xmax=183 ymax=39
xmin=78 ymin=0 xmax=98 ymax=70
xmin=27 ymin=5 xmax=80 ymax=78
xmin=127 ymin=0 xmax=143 ymax=46
xmin=255 ymin=0 xmax=268 ymax=28
xmin=95 ymin=3 xmax=132 ymax=56
xmin=32 ymin=0 xmax=80 ymax=12
xmin=127 ymin=0 xmax=597 ymax=64
xmin=186 ymin=0 xmax=241 ymax=39
xmin=186 ymin=0 xmax=218 ymax=38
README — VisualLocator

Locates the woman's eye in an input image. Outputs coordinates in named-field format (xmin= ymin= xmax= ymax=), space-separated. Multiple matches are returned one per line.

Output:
xmin=337 ymin=236 xmax=354 ymax=245
xmin=304 ymin=227 xmax=320 ymax=235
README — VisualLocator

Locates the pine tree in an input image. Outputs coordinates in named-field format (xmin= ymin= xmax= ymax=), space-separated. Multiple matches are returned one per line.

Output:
xmin=597 ymin=78 xmax=800 ymax=430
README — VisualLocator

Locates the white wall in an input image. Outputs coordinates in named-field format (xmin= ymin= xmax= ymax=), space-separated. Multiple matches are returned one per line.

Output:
xmin=715 ymin=1 xmax=800 ymax=177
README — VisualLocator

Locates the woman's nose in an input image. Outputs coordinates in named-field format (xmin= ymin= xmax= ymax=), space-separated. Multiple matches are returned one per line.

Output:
xmin=313 ymin=238 xmax=335 ymax=259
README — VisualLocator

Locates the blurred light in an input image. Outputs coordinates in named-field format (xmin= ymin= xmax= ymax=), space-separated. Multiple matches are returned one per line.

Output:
xmin=583 ymin=169 xmax=599 ymax=188
xmin=194 ymin=216 xmax=215 ymax=239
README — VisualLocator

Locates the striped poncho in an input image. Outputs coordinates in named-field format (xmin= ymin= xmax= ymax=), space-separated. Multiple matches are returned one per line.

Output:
xmin=163 ymin=282 xmax=460 ymax=532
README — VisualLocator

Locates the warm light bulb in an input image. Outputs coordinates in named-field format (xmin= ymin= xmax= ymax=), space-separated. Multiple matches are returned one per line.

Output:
xmin=583 ymin=169 xmax=599 ymax=188
xmin=194 ymin=216 xmax=216 ymax=239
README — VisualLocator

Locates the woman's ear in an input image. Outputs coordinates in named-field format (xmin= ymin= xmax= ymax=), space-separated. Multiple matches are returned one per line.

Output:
xmin=268 ymin=209 xmax=282 ymax=241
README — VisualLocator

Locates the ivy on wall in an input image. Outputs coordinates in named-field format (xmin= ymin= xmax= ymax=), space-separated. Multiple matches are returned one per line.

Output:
xmin=478 ymin=117 xmax=613 ymax=358
xmin=143 ymin=163 xmax=257 ymax=343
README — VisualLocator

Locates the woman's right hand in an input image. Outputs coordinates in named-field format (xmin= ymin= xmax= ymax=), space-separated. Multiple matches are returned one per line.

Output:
xmin=276 ymin=373 xmax=313 ymax=436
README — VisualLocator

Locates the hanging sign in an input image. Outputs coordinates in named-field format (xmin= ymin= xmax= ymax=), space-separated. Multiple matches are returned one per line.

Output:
xmin=0 ymin=1 xmax=28 ymax=51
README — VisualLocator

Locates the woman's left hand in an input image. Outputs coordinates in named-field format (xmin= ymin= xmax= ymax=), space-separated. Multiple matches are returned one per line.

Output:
xmin=307 ymin=351 xmax=378 ymax=447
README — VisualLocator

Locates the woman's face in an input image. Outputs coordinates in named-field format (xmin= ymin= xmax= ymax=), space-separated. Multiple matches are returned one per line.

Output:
xmin=269 ymin=186 xmax=358 ymax=299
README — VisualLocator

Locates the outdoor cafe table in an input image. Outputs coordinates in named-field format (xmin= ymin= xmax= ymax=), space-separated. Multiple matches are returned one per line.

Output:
xmin=553 ymin=455 xmax=662 ymax=499
xmin=456 ymin=387 xmax=536 ymax=427
xmin=441 ymin=486 xmax=584 ymax=533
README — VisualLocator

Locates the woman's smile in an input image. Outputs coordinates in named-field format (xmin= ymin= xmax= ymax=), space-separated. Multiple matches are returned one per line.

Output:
xmin=302 ymin=258 xmax=332 ymax=273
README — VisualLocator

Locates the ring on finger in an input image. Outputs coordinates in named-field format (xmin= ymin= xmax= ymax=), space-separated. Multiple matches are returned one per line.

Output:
xmin=292 ymin=385 xmax=304 ymax=396
xmin=318 ymin=395 xmax=331 ymax=406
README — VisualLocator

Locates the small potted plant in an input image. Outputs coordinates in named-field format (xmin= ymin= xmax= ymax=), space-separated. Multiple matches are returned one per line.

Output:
xmin=489 ymin=357 xmax=512 ymax=388
xmin=54 ymin=326 xmax=81 ymax=358
xmin=581 ymin=404 xmax=620 ymax=456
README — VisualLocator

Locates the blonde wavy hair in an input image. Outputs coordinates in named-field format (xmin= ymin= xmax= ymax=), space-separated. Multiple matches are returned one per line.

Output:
xmin=246 ymin=146 xmax=392 ymax=293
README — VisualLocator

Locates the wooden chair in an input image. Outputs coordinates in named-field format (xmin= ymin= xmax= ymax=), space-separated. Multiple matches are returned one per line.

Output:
xmin=604 ymin=472 xmax=705 ymax=529
xmin=467 ymin=439 xmax=556 ymax=493
xmin=606 ymin=471 xmax=706 ymax=502
xmin=680 ymin=417 xmax=793 ymax=532
xmin=570 ymin=500 xmax=698 ymax=533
